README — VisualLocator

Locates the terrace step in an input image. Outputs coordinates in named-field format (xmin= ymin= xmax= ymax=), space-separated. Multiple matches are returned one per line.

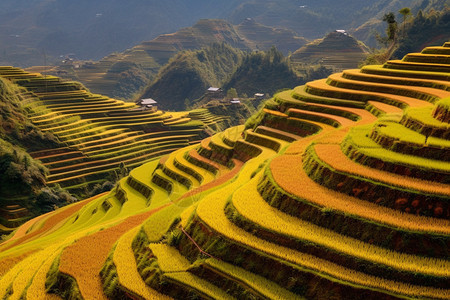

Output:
xmin=306 ymin=79 xmax=431 ymax=109
xmin=344 ymin=68 xmax=450 ymax=91
xmin=144 ymin=243 xmax=233 ymax=299
xmin=422 ymin=46 xmax=450 ymax=55
xmin=286 ymin=107 xmax=356 ymax=128
xmin=255 ymin=125 xmax=302 ymax=142
xmin=260 ymin=108 xmax=324 ymax=138
xmin=291 ymin=85 xmax=366 ymax=108
xmin=151 ymin=168 xmax=188 ymax=198
xmin=305 ymin=141 xmax=450 ymax=218
xmin=275 ymin=89 xmax=362 ymax=121
xmin=161 ymin=154 xmax=196 ymax=190
xmin=327 ymin=72 xmax=449 ymax=101
xmin=229 ymin=174 xmax=449 ymax=287
xmin=108 ymin=227 xmax=171 ymax=299
xmin=244 ymin=129 xmax=286 ymax=152
xmin=195 ymin=258 xmax=299 ymax=300
xmin=400 ymin=106 xmax=450 ymax=140
xmin=185 ymin=148 xmax=226 ymax=175
xmin=366 ymin=101 xmax=403 ymax=116
xmin=343 ymin=124 xmax=450 ymax=184
xmin=384 ymin=60 xmax=450 ymax=73
xmin=369 ymin=119 xmax=450 ymax=161
xmin=233 ymin=139 xmax=264 ymax=162
xmin=403 ymin=53 xmax=450 ymax=65
xmin=173 ymin=145 xmax=216 ymax=184
xmin=221 ymin=125 xmax=244 ymax=147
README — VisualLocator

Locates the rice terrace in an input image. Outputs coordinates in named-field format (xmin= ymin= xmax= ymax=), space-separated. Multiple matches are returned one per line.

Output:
xmin=0 ymin=1 xmax=449 ymax=298
xmin=0 ymin=40 xmax=448 ymax=299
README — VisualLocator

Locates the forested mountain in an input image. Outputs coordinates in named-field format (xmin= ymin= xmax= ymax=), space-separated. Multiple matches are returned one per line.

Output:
xmin=141 ymin=43 xmax=244 ymax=111
xmin=352 ymin=0 xmax=450 ymax=46
xmin=140 ymin=45 xmax=307 ymax=111
xmin=223 ymin=47 xmax=301 ymax=98
xmin=0 ymin=0 xmax=446 ymax=67
xmin=393 ymin=7 xmax=450 ymax=59
xmin=39 ymin=18 xmax=308 ymax=101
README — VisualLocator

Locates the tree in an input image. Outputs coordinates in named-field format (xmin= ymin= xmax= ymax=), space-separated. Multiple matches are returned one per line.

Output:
xmin=226 ymin=88 xmax=238 ymax=99
xmin=184 ymin=98 xmax=191 ymax=110
xmin=119 ymin=162 xmax=128 ymax=178
xmin=399 ymin=7 xmax=412 ymax=38
xmin=383 ymin=12 xmax=398 ymax=42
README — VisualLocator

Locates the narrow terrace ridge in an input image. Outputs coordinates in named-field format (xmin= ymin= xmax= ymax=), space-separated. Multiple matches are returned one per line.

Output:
xmin=313 ymin=142 xmax=450 ymax=196
xmin=306 ymin=78 xmax=433 ymax=108
xmin=327 ymin=72 xmax=450 ymax=100
xmin=269 ymin=135 xmax=450 ymax=234
xmin=342 ymin=69 xmax=450 ymax=91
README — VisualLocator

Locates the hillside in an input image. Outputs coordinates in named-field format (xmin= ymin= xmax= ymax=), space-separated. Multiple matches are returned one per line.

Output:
xmin=0 ymin=0 xmax=446 ymax=67
xmin=0 ymin=0 xmax=247 ymax=66
xmin=35 ymin=18 xmax=308 ymax=101
xmin=290 ymin=31 xmax=369 ymax=71
xmin=0 ymin=42 xmax=449 ymax=299
xmin=223 ymin=47 xmax=302 ymax=97
xmin=140 ymin=45 xmax=303 ymax=111
xmin=352 ymin=0 xmax=450 ymax=47
xmin=0 ymin=67 xmax=234 ymax=233
xmin=393 ymin=7 xmax=450 ymax=59
xmin=140 ymin=43 xmax=244 ymax=111
xmin=235 ymin=18 xmax=308 ymax=55
xmin=0 ymin=77 xmax=67 ymax=231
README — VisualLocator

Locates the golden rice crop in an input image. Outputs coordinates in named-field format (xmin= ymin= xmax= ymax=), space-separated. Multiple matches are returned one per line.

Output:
xmin=148 ymin=243 xmax=191 ymax=272
xmin=0 ymin=196 xmax=96 ymax=254
xmin=194 ymin=180 xmax=450 ymax=299
xmin=25 ymin=245 xmax=64 ymax=300
xmin=269 ymin=149 xmax=450 ymax=234
xmin=204 ymin=258 xmax=300 ymax=300
xmin=307 ymin=78 xmax=432 ymax=108
xmin=58 ymin=208 xmax=161 ymax=300
xmin=313 ymin=143 xmax=450 ymax=195
xmin=163 ymin=272 xmax=232 ymax=300
xmin=232 ymin=175 xmax=450 ymax=277
xmin=113 ymin=227 xmax=171 ymax=300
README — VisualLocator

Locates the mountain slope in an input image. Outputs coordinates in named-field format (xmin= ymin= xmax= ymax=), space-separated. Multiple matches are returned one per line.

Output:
xmin=290 ymin=31 xmax=369 ymax=71
xmin=141 ymin=43 xmax=244 ymax=110
xmin=1 ymin=0 xmax=446 ymax=67
xmin=44 ymin=18 xmax=308 ymax=101
xmin=224 ymin=47 xmax=301 ymax=97
xmin=1 ymin=40 xmax=448 ymax=300
xmin=0 ymin=67 xmax=234 ymax=233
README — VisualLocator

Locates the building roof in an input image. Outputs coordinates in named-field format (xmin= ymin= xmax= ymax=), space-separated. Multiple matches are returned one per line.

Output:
xmin=140 ymin=98 xmax=157 ymax=105
xmin=335 ymin=30 xmax=348 ymax=35
xmin=207 ymin=87 xmax=221 ymax=92
xmin=254 ymin=93 xmax=265 ymax=97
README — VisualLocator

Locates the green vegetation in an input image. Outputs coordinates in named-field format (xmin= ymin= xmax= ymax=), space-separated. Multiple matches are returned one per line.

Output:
xmin=394 ymin=7 xmax=450 ymax=59
xmin=224 ymin=47 xmax=301 ymax=99
xmin=141 ymin=43 xmax=244 ymax=111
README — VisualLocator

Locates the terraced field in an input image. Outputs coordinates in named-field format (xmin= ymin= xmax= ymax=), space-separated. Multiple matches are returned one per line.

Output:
xmin=1 ymin=43 xmax=449 ymax=299
xmin=0 ymin=67 xmax=230 ymax=197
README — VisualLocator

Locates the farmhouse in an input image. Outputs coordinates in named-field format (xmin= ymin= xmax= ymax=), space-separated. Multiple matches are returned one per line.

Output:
xmin=137 ymin=98 xmax=157 ymax=110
